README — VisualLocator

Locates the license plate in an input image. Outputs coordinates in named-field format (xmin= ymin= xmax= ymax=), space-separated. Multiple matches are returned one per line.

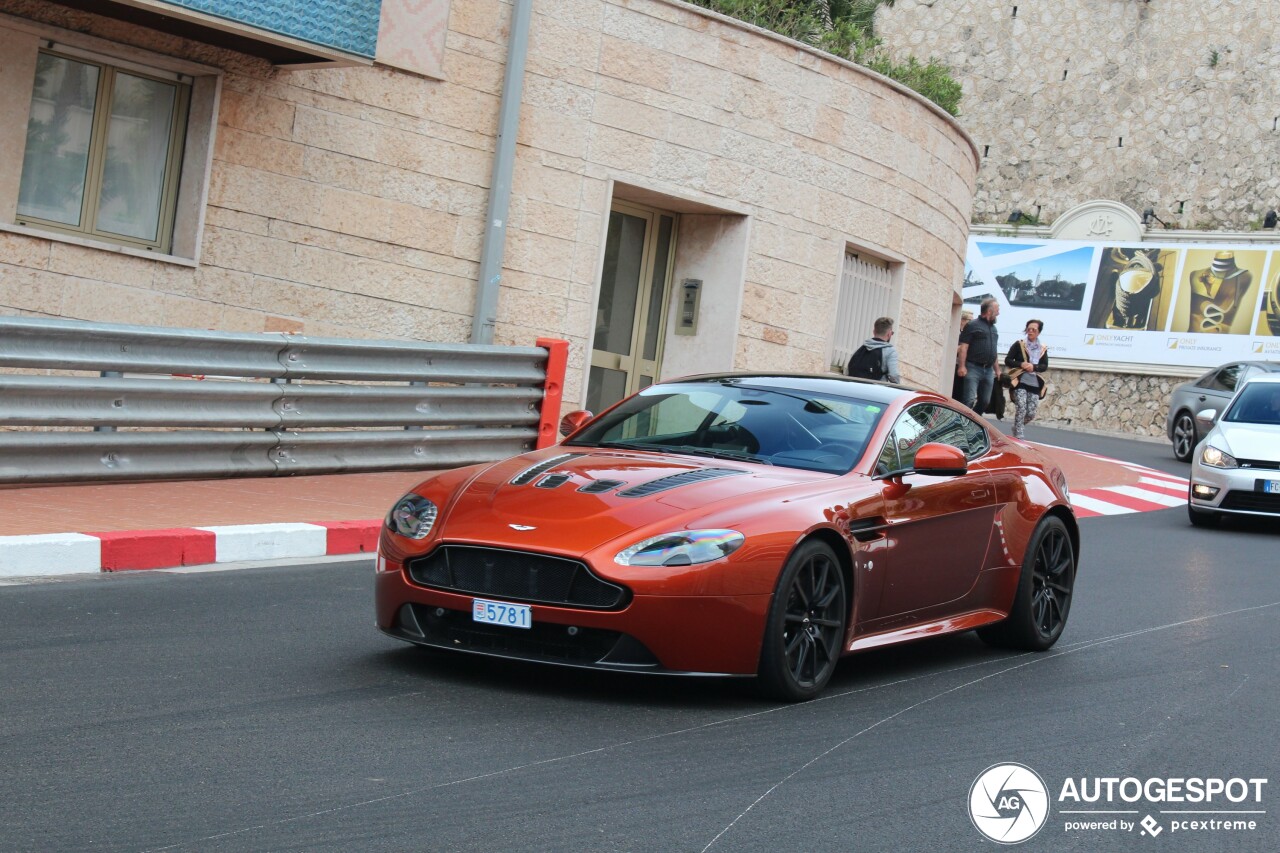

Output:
xmin=1266 ymin=480 xmax=1280 ymax=494
xmin=472 ymin=598 xmax=531 ymax=629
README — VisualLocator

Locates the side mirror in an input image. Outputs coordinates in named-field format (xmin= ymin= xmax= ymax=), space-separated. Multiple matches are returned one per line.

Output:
xmin=912 ymin=442 xmax=968 ymax=476
xmin=559 ymin=410 xmax=594 ymax=437
xmin=1195 ymin=408 xmax=1217 ymax=434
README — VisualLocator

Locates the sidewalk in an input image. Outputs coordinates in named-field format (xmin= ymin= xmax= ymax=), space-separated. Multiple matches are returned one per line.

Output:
xmin=0 ymin=441 xmax=1188 ymax=577
xmin=0 ymin=471 xmax=426 ymax=576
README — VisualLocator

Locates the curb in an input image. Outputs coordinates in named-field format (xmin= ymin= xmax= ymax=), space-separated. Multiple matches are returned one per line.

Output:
xmin=0 ymin=520 xmax=381 ymax=578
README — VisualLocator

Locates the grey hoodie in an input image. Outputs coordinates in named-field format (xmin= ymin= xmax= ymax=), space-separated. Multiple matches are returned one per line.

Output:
xmin=859 ymin=337 xmax=900 ymax=383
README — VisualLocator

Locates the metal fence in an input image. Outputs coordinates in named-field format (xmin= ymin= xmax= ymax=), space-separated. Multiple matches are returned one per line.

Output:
xmin=0 ymin=317 xmax=568 ymax=484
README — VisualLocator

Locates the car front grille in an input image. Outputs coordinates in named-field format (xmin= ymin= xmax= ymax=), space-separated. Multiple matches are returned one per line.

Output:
xmin=407 ymin=545 xmax=628 ymax=609
xmin=1219 ymin=490 xmax=1280 ymax=512
xmin=1237 ymin=459 xmax=1280 ymax=471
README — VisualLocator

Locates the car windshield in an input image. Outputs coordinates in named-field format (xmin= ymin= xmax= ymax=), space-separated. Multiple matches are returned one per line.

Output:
xmin=565 ymin=381 xmax=886 ymax=474
xmin=1223 ymin=383 xmax=1280 ymax=425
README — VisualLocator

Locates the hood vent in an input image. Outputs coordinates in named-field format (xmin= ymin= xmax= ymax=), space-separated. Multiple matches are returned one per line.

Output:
xmin=536 ymin=473 xmax=572 ymax=489
xmin=618 ymin=467 xmax=746 ymax=498
xmin=578 ymin=479 xmax=626 ymax=494
xmin=511 ymin=453 xmax=577 ymax=485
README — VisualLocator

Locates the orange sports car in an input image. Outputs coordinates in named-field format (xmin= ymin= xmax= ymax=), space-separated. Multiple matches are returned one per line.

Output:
xmin=376 ymin=374 xmax=1079 ymax=701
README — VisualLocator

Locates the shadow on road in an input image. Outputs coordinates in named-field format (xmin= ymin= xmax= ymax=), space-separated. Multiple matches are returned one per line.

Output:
xmin=363 ymin=628 xmax=1025 ymax=710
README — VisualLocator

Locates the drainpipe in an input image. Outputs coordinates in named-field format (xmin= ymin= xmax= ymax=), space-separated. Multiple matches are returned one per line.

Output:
xmin=470 ymin=0 xmax=534 ymax=344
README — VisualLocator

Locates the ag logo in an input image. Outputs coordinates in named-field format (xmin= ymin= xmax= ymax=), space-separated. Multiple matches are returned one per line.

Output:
xmin=968 ymin=762 xmax=1050 ymax=844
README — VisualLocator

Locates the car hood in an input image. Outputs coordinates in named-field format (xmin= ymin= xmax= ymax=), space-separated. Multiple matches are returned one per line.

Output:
xmin=436 ymin=448 xmax=833 ymax=555
xmin=1211 ymin=423 xmax=1280 ymax=461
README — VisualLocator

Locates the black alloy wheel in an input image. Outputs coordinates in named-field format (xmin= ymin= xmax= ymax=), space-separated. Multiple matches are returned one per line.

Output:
xmin=978 ymin=515 xmax=1075 ymax=651
xmin=1171 ymin=412 xmax=1197 ymax=462
xmin=757 ymin=540 xmax=848 ymax=702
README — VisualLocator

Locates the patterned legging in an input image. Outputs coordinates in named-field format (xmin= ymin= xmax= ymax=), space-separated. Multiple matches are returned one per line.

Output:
xmin=1012 ymin=386 xmax=1040 ymax=438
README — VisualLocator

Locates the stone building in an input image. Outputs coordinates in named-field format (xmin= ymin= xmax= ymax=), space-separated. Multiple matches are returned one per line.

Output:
xmin=0 ymin=0 xmax=978 ymax=415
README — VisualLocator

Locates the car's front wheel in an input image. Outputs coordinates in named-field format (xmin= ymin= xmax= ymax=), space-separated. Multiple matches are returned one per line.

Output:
xmin=757 ymin=540 xmax=847 ymax=702
xmin=978 ymin=515 xmax=1075 ymax=651
xmin=1171 ymin=412 xmax=1197 ymax=462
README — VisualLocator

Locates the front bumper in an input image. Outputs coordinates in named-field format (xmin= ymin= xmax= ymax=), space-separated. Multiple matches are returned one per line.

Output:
xmin=375 ymin=558 xmax=772 ymax=676
xmin=1188 ymin=461 xmax=1280 ymax=517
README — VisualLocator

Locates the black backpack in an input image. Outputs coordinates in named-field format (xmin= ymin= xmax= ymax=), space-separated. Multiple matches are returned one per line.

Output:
xmin=846 ymin=345 xmax=886 ymax=381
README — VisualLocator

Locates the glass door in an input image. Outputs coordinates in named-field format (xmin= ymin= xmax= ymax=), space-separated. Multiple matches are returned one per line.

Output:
xmin=587 ymin=202 xmax=676 ymax=413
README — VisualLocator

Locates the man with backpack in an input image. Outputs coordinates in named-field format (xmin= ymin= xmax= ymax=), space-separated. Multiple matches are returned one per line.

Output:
xmin=846 ymin=317 xmax=900 ymax=383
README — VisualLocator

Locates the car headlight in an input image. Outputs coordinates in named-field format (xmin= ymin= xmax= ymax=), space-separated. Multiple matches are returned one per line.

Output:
xmin=386 ymin=494 xmax=439 ymax=539
xmin=614 ymin=529 xmax=744 ymax=567
xmin=1200 ymin=443 xmax=1238 ymax=469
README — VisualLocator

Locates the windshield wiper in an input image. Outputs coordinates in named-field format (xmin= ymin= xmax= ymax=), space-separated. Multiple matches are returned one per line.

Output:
xmin=577 ymin=440 xmax=772 ymax=465
xmin=665 ymin=445 xmax=773 ymax=465
xmin=584 ymin=439 xmax=667 ymax=451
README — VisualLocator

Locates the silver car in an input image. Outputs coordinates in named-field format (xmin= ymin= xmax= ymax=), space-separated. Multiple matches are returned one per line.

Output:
xmin=1187 ymin=374 xmax=1280 ymax=527
xmin=1166 ymin=361 xmax=1280 ymax=461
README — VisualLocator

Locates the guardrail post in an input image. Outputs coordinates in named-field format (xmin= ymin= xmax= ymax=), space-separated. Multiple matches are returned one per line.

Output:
xmin=534 ymin=338 xmax=569 ymax=449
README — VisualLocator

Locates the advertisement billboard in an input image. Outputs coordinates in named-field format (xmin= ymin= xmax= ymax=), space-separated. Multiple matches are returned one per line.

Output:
xmin=964 ymin=237 xmax=1280 ymax=368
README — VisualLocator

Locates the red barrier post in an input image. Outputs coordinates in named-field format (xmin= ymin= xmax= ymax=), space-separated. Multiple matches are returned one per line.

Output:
xmin=534 ymin=337 xmax=570 ymax=449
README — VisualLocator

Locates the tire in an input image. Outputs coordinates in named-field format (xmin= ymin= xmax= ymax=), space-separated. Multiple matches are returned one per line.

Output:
xmin=1171 ymin=412 xmax=1197 ymax=462
xmin=977 ymin=516 xmax=1075 ymax=651
xmin=1187 ymin=503 xmax=1221 ymax=528
xmin=757 ymin=540 xmax=848 ymax=702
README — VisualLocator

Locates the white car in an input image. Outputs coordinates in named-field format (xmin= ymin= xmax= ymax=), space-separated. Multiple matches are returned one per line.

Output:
xmin=1187 ymin=374 xmax=1280 ymax=527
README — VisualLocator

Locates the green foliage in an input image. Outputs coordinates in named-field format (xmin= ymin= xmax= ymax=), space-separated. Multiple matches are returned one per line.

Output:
xmin=1208 ymin=49 xmax=1220 ymax=68
xmin=686 ymin=0 xmax=962 ymax=116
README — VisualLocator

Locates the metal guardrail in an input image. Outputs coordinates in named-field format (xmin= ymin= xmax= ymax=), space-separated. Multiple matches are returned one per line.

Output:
xmin=0 ymin=317 xmax=569 ymax=484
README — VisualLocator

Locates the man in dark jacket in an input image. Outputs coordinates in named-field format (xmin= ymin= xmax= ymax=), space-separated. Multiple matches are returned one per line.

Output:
xmin=846 ymin=317 xmax=901 ymax=383
xmin=957 ymin=298 xmax=1001 ymax=412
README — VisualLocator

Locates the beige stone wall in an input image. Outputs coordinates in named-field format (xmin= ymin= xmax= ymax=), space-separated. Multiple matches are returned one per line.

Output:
xmin=0 ymin=0 xmax=977 ymax=405
xmin=877 ymin=0 xmax=1280 ymax=230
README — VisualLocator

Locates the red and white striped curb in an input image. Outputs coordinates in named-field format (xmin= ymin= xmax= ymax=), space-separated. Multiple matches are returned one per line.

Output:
xmin=1048 ymin=446 xmax=1190 ymax=518
xmin=0 ymin=520 xmax=380 ymax=578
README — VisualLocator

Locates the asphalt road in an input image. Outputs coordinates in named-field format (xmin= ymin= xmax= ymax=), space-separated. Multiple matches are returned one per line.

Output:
xmin=2 ymin=424 xmax=1277 ymax=853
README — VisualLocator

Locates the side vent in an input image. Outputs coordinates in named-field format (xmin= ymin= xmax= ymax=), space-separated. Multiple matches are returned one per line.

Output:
xmin=618 ymin=468 xmax=745 ymax=498
xmin=578 ymin=479 xmax=626 ymax=494
xmin=536 ymin=473 xmax=572 ymax=489
xmin=848 ymin=517 xmax=887 ymax=543
xmin=511 ymin=453 xmax=576 ymax=485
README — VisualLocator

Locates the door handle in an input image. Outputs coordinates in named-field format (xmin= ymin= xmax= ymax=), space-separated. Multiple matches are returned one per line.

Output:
xmin=971 ymin=488 xmax=990 ymax=499
xmin=1198 ymin=395 xmax=1206 ymax=401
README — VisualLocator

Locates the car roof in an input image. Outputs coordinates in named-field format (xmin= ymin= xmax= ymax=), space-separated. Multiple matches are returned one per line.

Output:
xmin=660 ymin=373 xmax=916 ymax=405
xmin=1220 ymin=361 xmax=1280 ymax=370
xmin=1243 ymin=373 xmax=1280 ymax=384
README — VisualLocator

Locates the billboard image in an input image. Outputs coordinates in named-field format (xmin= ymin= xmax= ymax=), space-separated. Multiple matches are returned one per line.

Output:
xmin=1255 ymin=271 xmax=1280 ymax=337
xmin=1086 ymin=247 xmax=1178 ymax=332
xmin=1169 ymin=248 xmax=1267 ymax=336
xmin=964 ymin=237 xmax=1280 ymax=369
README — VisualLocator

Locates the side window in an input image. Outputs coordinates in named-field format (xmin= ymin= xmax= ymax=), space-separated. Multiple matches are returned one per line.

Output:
xmin=950 ymin=412 xmax=991 ymax=459
xmin=1207 ymin=364 xmax=1242 ymax=392
xmin=877 ymin=404 xmax=988 ymax=473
